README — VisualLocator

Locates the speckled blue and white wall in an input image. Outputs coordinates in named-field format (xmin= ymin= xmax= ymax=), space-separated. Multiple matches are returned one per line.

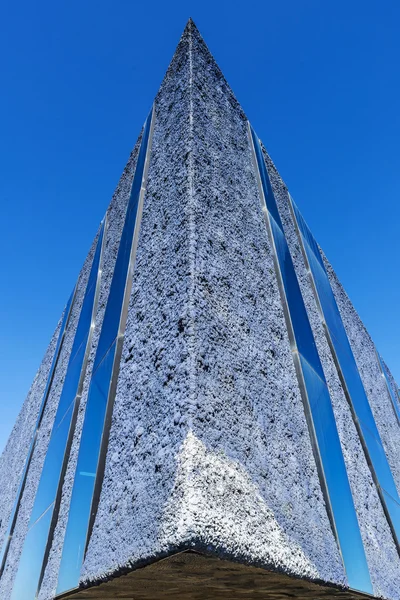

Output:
xmin=0 ymin=18 xmax=399 ymax=600
xmin=0 ymin=234 xmax=98 ymax=599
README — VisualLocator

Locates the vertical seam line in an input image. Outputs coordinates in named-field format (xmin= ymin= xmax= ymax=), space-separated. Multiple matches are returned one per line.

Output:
xmin=187 ymin=21 xmax=197 ymax=430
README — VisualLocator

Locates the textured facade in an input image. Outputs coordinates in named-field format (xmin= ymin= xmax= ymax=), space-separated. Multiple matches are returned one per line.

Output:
xmin=1 ymin=19 xmax=400 ymax=600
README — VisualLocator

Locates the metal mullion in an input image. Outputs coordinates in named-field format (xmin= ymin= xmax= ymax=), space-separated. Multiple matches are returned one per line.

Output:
xmin=85 ymin=105 xmax=156 ymax=554
xmin=35 ymin=215 xmax=109 ymax=597
xmin=248 ymin=122 xmax=372 ymax=594
xmin=0 ymin=286 xmax=76 ymax=578
xmin=375 ymin=350 xmax=400 ymax=426
xmin=247 ymin=120 xmax=343 ymax=566
xmin=289 ymin=194 xmax=400 ymax=556
xmin=55 ymin=107 xmax=156 ymax=597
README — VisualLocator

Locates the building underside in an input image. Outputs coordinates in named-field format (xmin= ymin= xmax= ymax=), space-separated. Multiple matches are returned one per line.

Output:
xmin=62 ymin=552 xmax=371 ymax=600
xmin=1 ymin=17 xmax=400 ymax=600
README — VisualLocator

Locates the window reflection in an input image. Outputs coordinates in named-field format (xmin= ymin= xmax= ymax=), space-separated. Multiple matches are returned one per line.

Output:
xmin=382 ymin=490 xmax=400 ymax=537
xmin=0 ymin=287 xmax=76 ymax=577
xmin=376 ymin=353 xmax=400 ymax=426
xmin=56 ymin=107 xmax=154 ymax=596
xmin=291 ymin=197 xmax=400 ymax=554
xmin=93 ymin=111 xmax=153 ymax=372
xmin=57 ymin=343 xmax=116 ymax=594
xmin=10 ymin=220 xmax=106 ymax=600
xmin=249 ymin=123 xmax=372 ymax=594
xmin=9 ymin=507 xmax=53 ymax=600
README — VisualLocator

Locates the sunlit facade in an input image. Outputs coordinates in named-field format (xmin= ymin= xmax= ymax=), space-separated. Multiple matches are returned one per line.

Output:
xmin=0 ymin=18 xmax=399 ymax=600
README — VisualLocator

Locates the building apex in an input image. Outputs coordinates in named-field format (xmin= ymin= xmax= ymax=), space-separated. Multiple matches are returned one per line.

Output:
xmin=181 ymin=16 xmax=202 ymax=39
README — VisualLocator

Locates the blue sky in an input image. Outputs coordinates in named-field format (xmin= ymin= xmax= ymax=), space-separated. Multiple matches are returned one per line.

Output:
xmin=0 ymin=0 xmax=399 ymax=452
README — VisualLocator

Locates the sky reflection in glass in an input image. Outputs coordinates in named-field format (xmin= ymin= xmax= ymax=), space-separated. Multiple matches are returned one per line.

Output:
xmin=10 ymin=221 xmax=106 ymax=600
xmin=249 ymin=124 xmax=372 ymax=594
xmin=57 ymin=109 xmax=154 ymax=596
xmin=9 ymin=507 xmax=53 ymax=600
xmin=56 ymin=343 xmax=115 ymax=594
xmin=377 ymin=353 xmax=400 ymax=425
xmin=0 ymin=287 xmax=75 ymax=577
xmin=291 ymin=197 xmax=400 ymax=552
xmin=93 ymin=111 xmax=152 ymax=372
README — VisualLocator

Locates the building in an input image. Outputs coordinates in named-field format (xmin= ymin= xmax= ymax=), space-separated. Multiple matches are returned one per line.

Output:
xmin=0 ymin=18 xmax=400 ymax=600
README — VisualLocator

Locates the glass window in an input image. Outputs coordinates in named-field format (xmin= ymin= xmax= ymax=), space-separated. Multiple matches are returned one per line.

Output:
xmin=269 ymin=217 xmax=324 ymax=380
xmin=250 ymin=128 xmax=283 ymax=229
xmin=94 ymin=112 xmax=153 ymax=371
xmin=56 ymin=108 xmax=154 ymax=596
xmin=51 ymin=343 xmax=87 ymax=431
xmin=10 ymin=220 xmax=106 ymax=599
xmin=290 ymin=195 xmax=400 ymax=553
xmin=0 ymin=287 xmax=76 ymax=576
xmin=10 ymin=507 xmax=53 ymax=600
xmin=249 ymin=124 xmax=372 ymax=594
xmin=299 ymin=356 xmax=372 ymax=593
xmin=56 ymin=343 xmax=116 ymax=595
xmin=382 ymin=490 xmax=400 ymax=540
xmin=359 ymin=422 xmax=399 ymax=501
xmin=36 ymin=288 xmax=77 ymax=430
xmin=28 ymin=403 xmax=75 ymax=526
xmin=377 ymin=353 xmax=400 ymax=425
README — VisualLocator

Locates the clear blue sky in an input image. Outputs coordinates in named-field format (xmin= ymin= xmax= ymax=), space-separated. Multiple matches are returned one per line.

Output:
xmin=0 ymin=0 xmax=399 ymax=452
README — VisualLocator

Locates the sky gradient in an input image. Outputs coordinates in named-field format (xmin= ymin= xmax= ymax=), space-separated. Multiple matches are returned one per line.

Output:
xmin=0 ymin=0 xmax=399 ymax=452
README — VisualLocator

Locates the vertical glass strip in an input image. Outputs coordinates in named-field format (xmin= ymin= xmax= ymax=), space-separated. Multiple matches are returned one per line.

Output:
xmin=0 ymin=287 xmax=76 ymax=578
xmin=248 ymin=123 xmax=372 ymax=594
xmin=376 ymin=353 xmax=400 ymax=426
xmin=289 ymin=195 xmax=400 ymax=554
xmin=10 ymin=219 xmax=107 ymax=600
xmin=56 ymin=107 xmax=155 ymax=596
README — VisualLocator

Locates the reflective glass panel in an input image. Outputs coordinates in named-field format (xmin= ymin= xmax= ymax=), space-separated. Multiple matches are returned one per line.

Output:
xmin=52 ymin=343 xmax=87 ymax=431
xmin=250 ymin=127 xmax=283 ymax=229
xmin=56 ymin=343 xmax=116 ymax=595
xmin=299 ymin=356 xmax=372 ymax=593
xmin=0 ymin=288 xmax=75 ymax=576
xmin=29 ymin=404 xmax=74 ymax=525
xmin=69 ymin=224 xmax=105 ymax=365
xmin=10 ymin=221 xmax=105 ymax=599
xmin=10 ymin=506 xmax=53 ymax=600
xmin=269 ymin=217 xmax=324 ymax=379
xmin=291 ymin=197 xmax=400 ymax=549
xmin=94 ymin=112 xmax=152 ymax=371
xmin=377 ymin=353 xmax=400 ymax=425
xmin=382 ymin=490 xmax=400 ymax=539
xmin=35 ymin=288 xmax=76 ymax=430
xmin=57 ymin=109 xmax=153 ymax=595
xmin=250 ymin=124 xmax=372 ymax=593
xmin=359 ymin=421 xmax=399 ymax=501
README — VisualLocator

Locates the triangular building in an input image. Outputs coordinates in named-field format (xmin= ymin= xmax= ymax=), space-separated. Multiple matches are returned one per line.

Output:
xmin=1 ymin=19 xmax=400 ymax=600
